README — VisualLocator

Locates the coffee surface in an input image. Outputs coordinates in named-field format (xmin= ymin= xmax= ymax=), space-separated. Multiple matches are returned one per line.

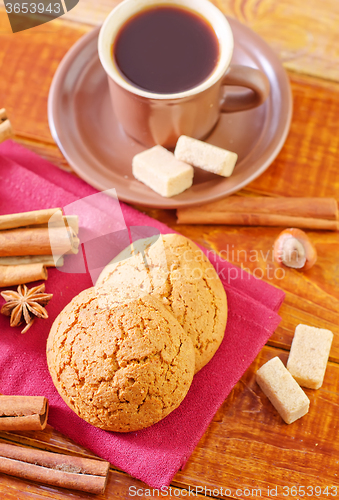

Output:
xmin=113 ymin=6 xmax=220 ymax=94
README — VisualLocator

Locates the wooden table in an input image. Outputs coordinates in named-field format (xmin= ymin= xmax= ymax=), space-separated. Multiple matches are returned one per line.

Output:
xmin=1 ymin=1 xmax=339 ymax=498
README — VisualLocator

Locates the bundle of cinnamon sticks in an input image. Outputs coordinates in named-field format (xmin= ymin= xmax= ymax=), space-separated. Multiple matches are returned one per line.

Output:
xmin=177 ymin=196 xmax=339 ymax=231
xmin=0 ymin=208 xmax=79 ymax=287
xmin=0 ymin=441 xmax=110 ymax=494
xmin=0 ymin=395 xmax=49 ymax=432
xmin=0 ymin=395 xmax=110 ymax=493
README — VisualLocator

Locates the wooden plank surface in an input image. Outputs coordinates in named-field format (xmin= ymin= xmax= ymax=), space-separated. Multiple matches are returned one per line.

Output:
xmin=36 ymin=0 xmax=339 ymax=83
xmin=175 ymin=345 xmax=339 ymax=499
xmin=1 ymin=0 xmax=339 ymax=498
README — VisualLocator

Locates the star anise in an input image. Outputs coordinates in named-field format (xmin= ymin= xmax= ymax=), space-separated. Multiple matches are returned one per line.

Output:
xmin=0 ymin=284 xmax=53 ymax=334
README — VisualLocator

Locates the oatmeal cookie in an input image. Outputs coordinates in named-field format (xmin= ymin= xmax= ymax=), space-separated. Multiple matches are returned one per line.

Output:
xmin=97 ymin=234 xmax=227 ymax=372
xmin=47 ymin=288 xmax=195 ymax=432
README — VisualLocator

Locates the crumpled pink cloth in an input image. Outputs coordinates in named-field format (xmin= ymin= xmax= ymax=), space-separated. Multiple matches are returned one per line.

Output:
xmin=0 ymin=140 xmax=284 ymax=488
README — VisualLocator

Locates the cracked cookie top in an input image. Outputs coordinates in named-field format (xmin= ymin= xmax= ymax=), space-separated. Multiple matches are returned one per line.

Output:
xmin=46 ymin=289 xmax=195 ymax=432
xmin=97 ymin=234 xmax=227 ymax=373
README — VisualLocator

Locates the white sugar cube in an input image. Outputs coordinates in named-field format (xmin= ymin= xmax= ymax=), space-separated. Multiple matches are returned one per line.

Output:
xmin=287 ymin=324 xmax=333 ymax=389
xmin=174 ymin=135 xmax=238 ymax=177
xmin=132 ymin=145 xmax=193 ymax=198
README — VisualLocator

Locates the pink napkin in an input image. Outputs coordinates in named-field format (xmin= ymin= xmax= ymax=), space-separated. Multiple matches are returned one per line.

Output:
xmin=0 ymin=140 xmax=284 ymax=489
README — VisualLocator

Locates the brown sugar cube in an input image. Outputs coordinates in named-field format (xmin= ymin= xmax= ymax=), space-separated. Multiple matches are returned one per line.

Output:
xmin=256 ymin=357 xmax=310 ymax=424
xmin=174 ymin=135 xmax=238 ymax=177
xmin=287 ymin=324 xmax=333 ymax=389
xmin=132 ymin=145 xmax=193 ymax=197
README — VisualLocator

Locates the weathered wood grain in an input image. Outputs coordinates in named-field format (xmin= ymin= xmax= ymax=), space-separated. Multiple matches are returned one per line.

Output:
xmin=14 ymin=0 xmax=338 ymax=83
xmin=200 ymin=226 xmax=339 ymax=357
xmin=215 ymin=0 xmax=339 ymax=82
xmin=0 ymin=11 xmax=90 ymax=144
xmin=250 ymin=74 xmax=339 ymax=198
xmin=173 ymin=345 xmax=339 ymax=500
xmin=0 ymin=467 xmax=208 ymax=499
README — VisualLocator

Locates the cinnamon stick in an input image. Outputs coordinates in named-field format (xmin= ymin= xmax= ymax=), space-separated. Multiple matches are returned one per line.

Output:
xmin=0 ymin=441 xmax=110 ymax=494
xmin=177 ymin=197 xmax=339 ymax=230
xmin=65 ymin=215 xmax=79 ymax=234
xmin=0 ymin=396 xmax=49 ymax=431
xmin=0 ymin=109 xmax=13 ymax=144
xmin=0 ymin=263 xmax=47 ymax=287
xmin=177 ymin=211 xmax=339 ymax=230
xmin=32 ymin=215 xmax=79 ymax=235
xmin=0 ymin=227 xmax=79 ymax=257
xmin=190 ymin=197 xmax=339 ymax=220
xmin=0 ymin=255 xmax=64 ymax=267
xmin=0 ymin=208 xmax=63 ymax=231
xmin=57 ymin=215 xmax=79 ymax=235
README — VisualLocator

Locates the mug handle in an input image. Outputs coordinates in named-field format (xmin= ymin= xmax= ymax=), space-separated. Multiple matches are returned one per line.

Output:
xmin=220 ymin=65 xmax=270 ymax=113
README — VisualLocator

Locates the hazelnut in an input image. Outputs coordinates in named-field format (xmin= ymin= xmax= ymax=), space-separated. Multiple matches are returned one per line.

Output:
xmin=274 ymin=228 xmax=317 ymax=271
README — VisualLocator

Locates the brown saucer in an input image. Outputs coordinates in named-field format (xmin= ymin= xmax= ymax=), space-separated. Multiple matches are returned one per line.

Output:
xmin=48 ymin=18 xmax=292 ymax=209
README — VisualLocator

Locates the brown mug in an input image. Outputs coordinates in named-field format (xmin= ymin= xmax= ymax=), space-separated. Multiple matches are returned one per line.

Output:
xmin=98 ymin=0 xmax=270 ymax=149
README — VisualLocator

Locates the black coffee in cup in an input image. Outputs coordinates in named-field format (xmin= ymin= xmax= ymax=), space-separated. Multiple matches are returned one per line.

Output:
xmin=112 ymin=6 xmax=220 ymax=94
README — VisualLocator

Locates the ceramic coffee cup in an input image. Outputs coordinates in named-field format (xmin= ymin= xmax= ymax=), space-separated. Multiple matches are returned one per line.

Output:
xmin=98 ymin=0 xmax=270 ymax=148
